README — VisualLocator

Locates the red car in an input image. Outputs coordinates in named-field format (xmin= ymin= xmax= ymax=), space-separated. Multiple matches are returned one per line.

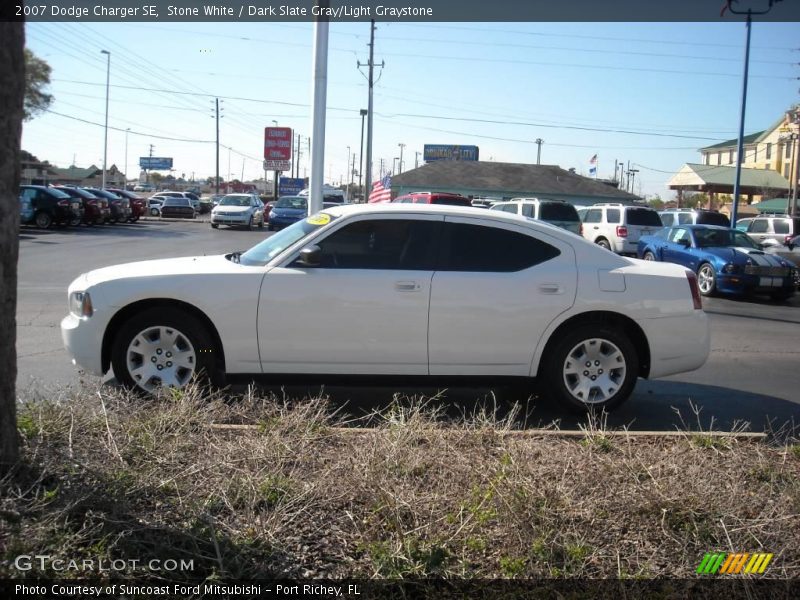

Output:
xmin=391 ymin=192 xmax=472 ymax=206
xmin=107 ymin=188 xmax=146 ymax=222
xmin=52 ymin=186 xmax=111 ymax=225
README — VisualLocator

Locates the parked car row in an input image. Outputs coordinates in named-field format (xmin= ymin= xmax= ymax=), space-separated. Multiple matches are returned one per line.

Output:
xmin=18 ymin=185 xmax=146 ymax=229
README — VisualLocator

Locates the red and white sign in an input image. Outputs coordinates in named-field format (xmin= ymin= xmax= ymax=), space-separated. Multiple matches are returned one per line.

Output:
xmin=264 ymin=126 xmax=293 ymax=171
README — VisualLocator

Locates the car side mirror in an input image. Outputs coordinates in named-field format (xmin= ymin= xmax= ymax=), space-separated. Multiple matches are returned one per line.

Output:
xmin=678 ymin=238 xmax=690 ymax=248
xmin=298 ymin=245 xmax=321 ymax=267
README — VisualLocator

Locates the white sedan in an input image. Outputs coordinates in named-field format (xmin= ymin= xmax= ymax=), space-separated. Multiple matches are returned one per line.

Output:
xmin=210 ymin=193 xmax=265 ymax=229
xmin=61 ymin=204 xmax=710 ymax=411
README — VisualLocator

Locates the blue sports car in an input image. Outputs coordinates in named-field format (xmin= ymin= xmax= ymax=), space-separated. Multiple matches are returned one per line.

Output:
xmin=637 ymin=224 xmax=796 ymax=301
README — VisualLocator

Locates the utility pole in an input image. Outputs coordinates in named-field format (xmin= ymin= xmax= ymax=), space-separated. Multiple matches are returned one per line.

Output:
xmin=613 ymin=159 xmax=618 ymax=187
xmin=101 ymin=50 xmax=110 ymax=189
xmin=350 ymin=153 xmax=356 ymax=198
xmin=415 ymin=151 xmax=421 ymax=169
xmin=629 ymin=168 xmax=639 ymax=196
xmin=124 ymin=128 xmax=130 ymax=189
xmin=346 ymin=145 xmax=351 ymax=195
xmin=358 ymin=19 xmax=384 ymax=199
xmin=358 ymin=109 xmax=367 ymax=200
xmin=145 ymin=144 xmax=154 ymax=185
xmin=626 ymin=160 xmax=631 ymax=192
xmin=398 ymin=143 xmax=405 ymax=173
xmin=271 ymin=119 xmax=279 ymax=202
xmin=535 ymin=138 xmax=543 ymax=165
xmin=214 ymin=98 xmax=221 ymax=195
xmin=308 ymin=1 xmax=329 ymax=215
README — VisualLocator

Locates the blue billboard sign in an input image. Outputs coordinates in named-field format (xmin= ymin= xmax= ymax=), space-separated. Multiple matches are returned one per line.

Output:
xmin=139 ymin=157 xmax=173 ymax=170
xmin=279 ymin=177 xmax=305 ymax=196
xmin=423 ymin=145 xmax=479 ymax=162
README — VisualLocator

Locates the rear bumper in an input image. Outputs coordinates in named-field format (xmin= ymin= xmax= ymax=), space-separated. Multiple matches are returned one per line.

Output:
xmin=640 ymin=310 xmax=710 ymax=379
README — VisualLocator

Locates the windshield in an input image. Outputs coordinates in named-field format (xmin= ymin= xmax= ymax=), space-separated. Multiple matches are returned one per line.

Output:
xmin=219 ymin=196 xmax=250 ymax=206
xmin=694 ymin=228 xmax=759 ymax=249
xmin=239 ymin=212 xmax=337 ymax=266
xmin=275 ymin=196 xmax=307 ymax=209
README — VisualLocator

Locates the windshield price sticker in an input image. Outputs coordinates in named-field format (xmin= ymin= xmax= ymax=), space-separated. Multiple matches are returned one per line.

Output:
xmin=306 ymin=214 xmax=331 ymax=226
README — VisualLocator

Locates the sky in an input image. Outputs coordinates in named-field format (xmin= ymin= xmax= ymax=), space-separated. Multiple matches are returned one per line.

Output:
xmin=21 ymin=19 xmax=800 ymax=198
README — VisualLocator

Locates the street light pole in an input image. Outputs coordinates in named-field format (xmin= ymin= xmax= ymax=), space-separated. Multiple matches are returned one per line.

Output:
xmin=101 ymin=50 xmax=110 ymax=189
xmin=124 ymin=127 xmax=130 ymax=190
xmin=398 ymin=143 xmax=405 ymax=173
xmin=271 ymin=120 xmax=279 ymax=201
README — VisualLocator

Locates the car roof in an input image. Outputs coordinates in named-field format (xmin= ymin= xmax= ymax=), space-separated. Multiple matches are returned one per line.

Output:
xmin=677 ymin=224 xmax=733 ymax=231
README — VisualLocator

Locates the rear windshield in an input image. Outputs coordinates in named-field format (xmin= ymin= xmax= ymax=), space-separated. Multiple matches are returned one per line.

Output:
xmin=626 ymin=208 xmax=662 ymax=226
xmin=539 ymin=202 xmax=579 ymax=222
xmin=696 ymin=212 xmax=730 ymax=227
xmin=432 ymin=196 xmax=471 ymax=206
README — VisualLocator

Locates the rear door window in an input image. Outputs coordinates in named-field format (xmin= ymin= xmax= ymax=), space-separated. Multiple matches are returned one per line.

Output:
xmin=605 ymin=208 xmax=621 ymax=223
xmin=773 ymin=220 xmax=790 ymax=234
xmin=583 ymin=209 xmax=602 ymax=223
xmin=748 ymin=219 xmax=768 ymax=233
xmin=439 ymin=223 xmax=560 ymax=272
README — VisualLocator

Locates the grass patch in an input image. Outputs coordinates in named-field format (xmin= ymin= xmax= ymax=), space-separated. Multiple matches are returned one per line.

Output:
xmin=1 ymin=382 xmax=798 ymax=581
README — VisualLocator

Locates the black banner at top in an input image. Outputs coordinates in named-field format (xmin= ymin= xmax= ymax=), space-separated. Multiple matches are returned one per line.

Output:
xmin=5 ymin=0 xmax=800 ymax=22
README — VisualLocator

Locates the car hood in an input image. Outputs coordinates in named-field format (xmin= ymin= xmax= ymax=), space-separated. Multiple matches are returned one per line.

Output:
xmin=213 ymin=206 xmax=251 ymax=213
xmin=79 ymin=255 xmax=247 ymax=288
xmin=702 ymin=246 xmax=787 ymax=266
xmin=271 ymin=207 xmax=305 ymax=214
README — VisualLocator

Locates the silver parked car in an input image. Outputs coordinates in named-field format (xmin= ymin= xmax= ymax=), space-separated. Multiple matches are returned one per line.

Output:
xmin=210 ymin=194 xmax=265 ymax=229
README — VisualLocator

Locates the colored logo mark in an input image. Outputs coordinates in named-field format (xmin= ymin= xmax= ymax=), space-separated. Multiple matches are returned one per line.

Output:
xmin=696 ymin=552 xmax=773 ymax=575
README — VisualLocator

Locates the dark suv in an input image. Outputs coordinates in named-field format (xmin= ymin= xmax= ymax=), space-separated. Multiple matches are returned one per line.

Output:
xmin=18 ymin=185 xmax=83 ymax=228
xmin=84 ymin=188 xmax=132 ymax=223
xmin=52 ymin=186 xmax=111 ymax=225
xmin=107 ymin=188 xmax=146 ymax=222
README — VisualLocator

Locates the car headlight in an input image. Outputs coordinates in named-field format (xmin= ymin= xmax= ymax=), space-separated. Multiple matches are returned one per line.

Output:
xmin=69 ymin=291 xmax=93 ymax=319
xmin=722 ymin=263 xmax=741 ymax=274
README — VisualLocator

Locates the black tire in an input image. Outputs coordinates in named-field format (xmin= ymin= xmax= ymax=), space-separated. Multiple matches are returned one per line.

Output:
xmin=211 ymin=223 xmax=219 ymax=229
xmin=150 ymin=207 xmax=160 ymax=217
xmin=69 ymin=216 xmax=82 ymax=227
xmin=643 ymin=251 xmax=656 ymax=261
xmin=34 ymin=211 xmax=53 ymax=229
xmin=111 ymin=307 xmax=218 ymax=395
xmin=544 ymin=324 xmax=639 ymax=412
xmin=696 ymin=263 xmax=717 ymax=297
xmin=596 ymin=238 xmax=611 ymax=251
xmin=247 ymin=216 xmax=254 ymax=230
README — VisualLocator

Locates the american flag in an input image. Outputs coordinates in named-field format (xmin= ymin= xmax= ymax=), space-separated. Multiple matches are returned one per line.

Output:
xmin=588 ymin=154 xmax=597 ymax=177
xmin=368 ymin=174 xmax=392 ymax=203
xmin=589 ymin=154 xmax=597 ymax=164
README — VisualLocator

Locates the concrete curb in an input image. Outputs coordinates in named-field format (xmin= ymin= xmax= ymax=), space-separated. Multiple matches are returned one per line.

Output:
xmin=208 ymin=424 xmax=767 ymax=439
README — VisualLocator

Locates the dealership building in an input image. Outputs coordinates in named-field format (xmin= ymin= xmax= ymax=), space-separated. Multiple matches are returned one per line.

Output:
xmin=389 ymin=161 xmax=641 ymax=205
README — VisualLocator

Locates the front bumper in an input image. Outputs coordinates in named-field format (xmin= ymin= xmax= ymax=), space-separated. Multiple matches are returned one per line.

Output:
xmin=61 ymin=313 xmax=105 ymax=376
xmin=716 ymin=273 xmax=795 ymax=296
xmin=211 ymin=213 xmax=251 ymax=225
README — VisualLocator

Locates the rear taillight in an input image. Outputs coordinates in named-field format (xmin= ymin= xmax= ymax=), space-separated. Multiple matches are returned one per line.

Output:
xmin=579 ymin=223 xmax=583 ymax=236
xmin=785 ymin=235 xmax=792 ymax=246
xmin=88 ymin=200 xmax=97 ymax=206
xmin=616 ymin=225 xmax=628 ymax=238
xmin=686 ymin=270 xmax=702 ymax=310
xmin=57 ymin=199 xmax=69 ymax=206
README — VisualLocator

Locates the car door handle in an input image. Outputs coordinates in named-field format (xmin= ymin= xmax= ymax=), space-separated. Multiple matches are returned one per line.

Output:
xmin=538 ymin=283 xmax=563 ymax=294
xmin=395 ymin=281 xmax=421 ymax=292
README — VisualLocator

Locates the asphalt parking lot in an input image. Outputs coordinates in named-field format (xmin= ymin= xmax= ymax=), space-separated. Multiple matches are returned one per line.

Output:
xmin=16 ymin=219 xmax=800 ymax=432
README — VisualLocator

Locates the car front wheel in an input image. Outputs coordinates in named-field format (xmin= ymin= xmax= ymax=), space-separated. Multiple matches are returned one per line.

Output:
xmin=545 ymin=325 xmax=638 ymax=412
xmin=111 ymin=307 xmax=217 ymax=395
xmin=595 ymin=238 xmax=611 ymax=251
xmin=643 ymin=251 xmax=656 ymax=261
xmin=150 ymin=208 xmax=160 ymax=216
xmin=697 ymin=263 xmax=717 ymax=296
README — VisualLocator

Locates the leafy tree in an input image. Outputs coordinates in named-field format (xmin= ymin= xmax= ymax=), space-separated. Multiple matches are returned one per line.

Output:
xmin=23 ymin=48 xmax=52 ymax=121
xmin=149 ymin=172 xmax=164 ymax=184
xmin=647 ymin=194 xmax=664 ymax=210
xmin=1 ymin=22 xmax=25 ymax=470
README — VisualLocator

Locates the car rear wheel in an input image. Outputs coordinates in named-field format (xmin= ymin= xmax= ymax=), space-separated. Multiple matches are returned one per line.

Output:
xmin=111 ymin=307 xmax=217 ymax=395
xmin=697 ymin=263 xmax=717 ymax=296
xmin=69 ymin=216 xmax=82 ymax=227
xmin=545 ymin=325 xmax=638 ymax=412
xmin=596 ymin=238 xmax=611 ymax=251
xmin=643 ymin=251 xmax=656 ymax=261
xmin=150 ymin=208 xmax=160 ymax=216
xmin=34 ymin=211 xmax=53 ymax=229
xmin=211 ymin=223 xmax=219 ymax=229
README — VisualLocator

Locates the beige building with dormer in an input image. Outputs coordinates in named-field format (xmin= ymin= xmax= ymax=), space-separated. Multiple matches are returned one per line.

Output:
xmin=699 ymin=112 xmax=798 ymax=182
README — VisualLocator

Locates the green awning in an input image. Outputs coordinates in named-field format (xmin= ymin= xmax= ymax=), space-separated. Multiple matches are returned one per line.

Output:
xmin=753 ymin=197 xmax=800 ymax=213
